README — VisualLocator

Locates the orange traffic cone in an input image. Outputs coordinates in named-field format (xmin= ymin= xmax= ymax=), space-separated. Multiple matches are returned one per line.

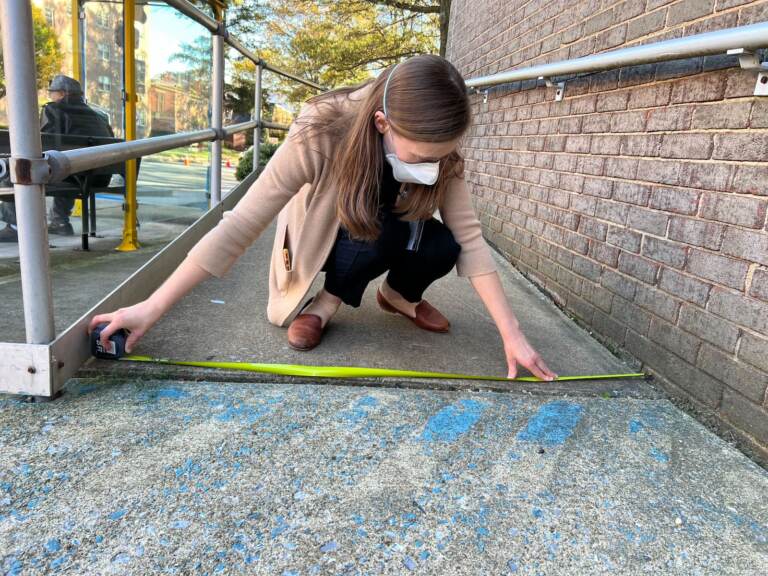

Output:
xmin=183 ymin=157 xmax=190 ymax=166
xmin=226 ymin=159 xmax=231 ymax=168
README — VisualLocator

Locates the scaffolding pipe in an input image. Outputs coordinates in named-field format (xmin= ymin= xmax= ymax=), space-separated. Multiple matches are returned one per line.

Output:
xmin=162 ymin=0 xmax=325 ymax=92
xmin=253 ymin=61 xmax=262 ymax=171
xmin=118 ymin=0 xmax=140 ymax=251
xmin=0 ymin=0 xmax=55 ymax=344
xmin=210 ymin=31 xmax=225 ymax=205
xmin=262 ymin=120 xmax=290 ymax=131
xmin=261 ymin=61 xmax=325 ymax=92
xmin=71 ymin=0 xmax=84 ymax=84
xmin=45 ymin=129 xmax=218 ymax=182
xmin=162 ymin=0 xmax=218 ymax=32
xmin=223 ymin=119 xmax=257 ymax=137
xmin=465 ymin=21 xmax=768 ymax=89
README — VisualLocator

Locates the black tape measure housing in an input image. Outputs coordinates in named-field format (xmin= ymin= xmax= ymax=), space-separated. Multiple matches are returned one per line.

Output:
xmin=91 ymin=323 xmax=127 ymax=359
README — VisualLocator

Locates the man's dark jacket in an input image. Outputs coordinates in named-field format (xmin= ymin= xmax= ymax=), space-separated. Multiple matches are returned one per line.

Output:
xmin=42 ymin=95 xmax=115 ymax=187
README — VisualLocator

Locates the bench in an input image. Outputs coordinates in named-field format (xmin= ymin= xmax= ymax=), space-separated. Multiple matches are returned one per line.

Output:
xmin=0 ymin=130 xmax=141 ymax=250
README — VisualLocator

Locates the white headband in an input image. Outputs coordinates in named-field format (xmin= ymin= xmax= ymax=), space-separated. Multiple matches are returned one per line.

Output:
xmin=382 ymin=63 xmax=399 ymax=117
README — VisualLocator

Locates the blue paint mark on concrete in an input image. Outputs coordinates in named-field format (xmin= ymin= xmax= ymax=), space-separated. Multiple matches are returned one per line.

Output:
xmin=320 ymin=541 xmax=338 ymax=553
xmin=216 ymin=403 xmax=269 ymax=424
xmin=111 ymin=552 xmax=131 ymax=565
xmin=629 ymin=419 xmax=644 ymax=433
xmin=169 ymin=520 xmax=190 ymax=529
xmin=421 ymin=399 xmax=487 ymax=443
xmin=403 ymin=556 xmax=417 ymax=570
xmin=174 ymin=458 xmax=202 ymax=478
xmin=508 ymin=559 xmax=519 ymax=572
xmin=44 ymin=539 xmax=61 ymax=553
xmin=339 ymin=395 xmax=379 ymax=426
xmin=50 ymin=554 xmax=69 ymax=569
xmin=650 ymin=447 xmax=669 ymax=462
xmin=515 ymin=401 xmax=583 ymax=446
xmin=532 ymin=507 xmax=544 ymax=519
xmin=109 ymin=509 xmax=127 ymax=521
xmin=271 ymin=516 xmax=290 ymax=539
xmin=5 ymin=557 xmax=23 ymax=576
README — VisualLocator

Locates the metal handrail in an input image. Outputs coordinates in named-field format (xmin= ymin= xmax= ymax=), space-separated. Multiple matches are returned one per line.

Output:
xmin=465 ymin=21 xmax=768 ymax=90
xmin=262 ymin=120 xmax=291 ymax=131
xmin=163 ymin=0 xmax=325 ymax=92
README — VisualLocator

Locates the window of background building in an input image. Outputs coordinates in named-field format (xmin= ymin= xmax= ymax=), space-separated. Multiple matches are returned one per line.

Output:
xmin=98 ymin=75 xmax=111 ymax=93
xmin=137 ymin=108 xmax=146 ymax=127
xmin=98 ymin=43 xmax=110 ymax=62
xmin=97 ymin=8 xmax=110 ymax=28
xmin=136 ymin=60 xmax=146 ymax=92
xmin=157 ymin=93 xmax=165 ymax=109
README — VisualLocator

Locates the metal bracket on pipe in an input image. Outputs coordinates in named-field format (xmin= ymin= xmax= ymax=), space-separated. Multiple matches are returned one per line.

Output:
xmin=0 ymin=157 xmax=8 ymax=180
xmin=481 ymin=89 xmax=489 ymax=103
xmin=8 ymin=156 xmax=51 ymax=185
xmin=215 ymin=22 xmax=229 ymax=39
xmin=44 ymin=150 xmax=72 ymax=184
xmin=539 ymin=76 xmax=565 ymax=101
xmin=727 ymin=48 xmax=768 ymax=96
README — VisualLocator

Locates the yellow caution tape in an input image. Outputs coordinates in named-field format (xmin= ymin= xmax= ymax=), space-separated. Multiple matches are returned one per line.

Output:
xmin=121 ymin=355 xmax=646 ymax=383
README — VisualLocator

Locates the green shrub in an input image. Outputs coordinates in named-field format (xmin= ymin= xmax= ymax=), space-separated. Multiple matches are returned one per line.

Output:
xmin=236 ymin=142 xmax=280 ymax=181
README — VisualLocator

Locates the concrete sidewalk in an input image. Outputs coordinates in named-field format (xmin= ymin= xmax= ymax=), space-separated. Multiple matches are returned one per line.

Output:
xmin=81 ymin=220 xmax=659 ymax=399
xmin=1 ymin=212 xmax=767 ymax=574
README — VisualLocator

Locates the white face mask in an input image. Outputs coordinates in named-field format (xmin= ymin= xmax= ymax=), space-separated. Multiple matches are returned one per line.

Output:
xmin=382 ymin=133 xmax=440 ymax=186
xmin=381 ymin=62 xmax=440 ymax=186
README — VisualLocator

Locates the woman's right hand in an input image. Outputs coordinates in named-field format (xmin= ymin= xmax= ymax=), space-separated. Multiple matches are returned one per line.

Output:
xmin=87 ymin=299 xmax=164 ymax=354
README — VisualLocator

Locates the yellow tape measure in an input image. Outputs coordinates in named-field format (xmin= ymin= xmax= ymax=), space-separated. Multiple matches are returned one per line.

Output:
xmin=121 ymin=355 xmax=646 ymax=383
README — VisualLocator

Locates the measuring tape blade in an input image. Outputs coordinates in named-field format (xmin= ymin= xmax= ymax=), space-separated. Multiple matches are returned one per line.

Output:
xmin=120 ymin=355 xmax=646 ymax=383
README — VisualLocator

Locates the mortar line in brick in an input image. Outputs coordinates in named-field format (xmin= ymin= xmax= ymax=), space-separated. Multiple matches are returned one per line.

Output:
xmin=466 ymin=153 xmax=768 ymax=181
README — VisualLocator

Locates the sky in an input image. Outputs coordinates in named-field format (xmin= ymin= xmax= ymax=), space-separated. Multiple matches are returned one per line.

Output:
xmin=146 ymin=5 xmax=211 ymax=76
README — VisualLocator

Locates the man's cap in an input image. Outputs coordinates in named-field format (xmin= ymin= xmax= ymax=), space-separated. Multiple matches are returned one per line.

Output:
xmin=48 ymin=75 xmax=83 ymax=94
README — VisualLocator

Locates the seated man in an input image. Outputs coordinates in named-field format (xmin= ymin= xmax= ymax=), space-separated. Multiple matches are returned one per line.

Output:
xmin=0 ymin=74 xmax=115 ymax=242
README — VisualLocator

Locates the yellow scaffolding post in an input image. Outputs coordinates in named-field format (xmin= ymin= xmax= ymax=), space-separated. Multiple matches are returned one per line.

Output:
xmin=117 ymin=0 xmax=140 ymax=251
xmin=70 ymin=0 xmax=83 ymax=218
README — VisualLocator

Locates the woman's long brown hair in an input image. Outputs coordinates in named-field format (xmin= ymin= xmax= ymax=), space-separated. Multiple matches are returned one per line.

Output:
xmin=292 ymin=54 xmax=472 ymax=241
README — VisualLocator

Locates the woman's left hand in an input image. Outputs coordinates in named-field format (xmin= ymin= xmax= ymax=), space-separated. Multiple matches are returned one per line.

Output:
xmin=503 ymin=328 xmax=558 ymax=381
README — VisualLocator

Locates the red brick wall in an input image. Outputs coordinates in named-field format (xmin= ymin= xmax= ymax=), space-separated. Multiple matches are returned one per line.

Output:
xmin=447 ymin=0 xmax=768 ymax=461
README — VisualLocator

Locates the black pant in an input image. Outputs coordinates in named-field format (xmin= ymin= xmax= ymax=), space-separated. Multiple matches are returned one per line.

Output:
xmin=322 ymin=208 xmax=461 ymax=307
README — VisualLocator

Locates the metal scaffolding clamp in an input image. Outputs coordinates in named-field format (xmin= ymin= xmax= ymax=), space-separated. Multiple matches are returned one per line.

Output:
xmin=8 ymin=156 xmax=51 ymax=185
xmin=727 ymin=48 xmax=768 ymax=96
xmin=539 ymin=76 xmax=565 ymax=101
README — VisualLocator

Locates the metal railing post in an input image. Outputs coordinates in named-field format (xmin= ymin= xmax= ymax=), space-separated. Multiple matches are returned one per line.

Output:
xmin=0 ymin=0 xmax=55 ymax=343
xmin=253 ymin=61 xmax=262 ymax=172
xmin=210 ymin=31 xmax=224 ymax=205
xmin=117 ymin=0 xmax=140 ymax=251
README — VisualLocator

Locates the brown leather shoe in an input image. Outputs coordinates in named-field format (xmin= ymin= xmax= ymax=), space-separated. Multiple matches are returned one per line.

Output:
xmin=287 ymin=299 xmax=325 ymax=350
xmin=287 ymin=314 xmax=324 ymax=350
xmin=376 ymin=289 xmax=450 ymax=333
